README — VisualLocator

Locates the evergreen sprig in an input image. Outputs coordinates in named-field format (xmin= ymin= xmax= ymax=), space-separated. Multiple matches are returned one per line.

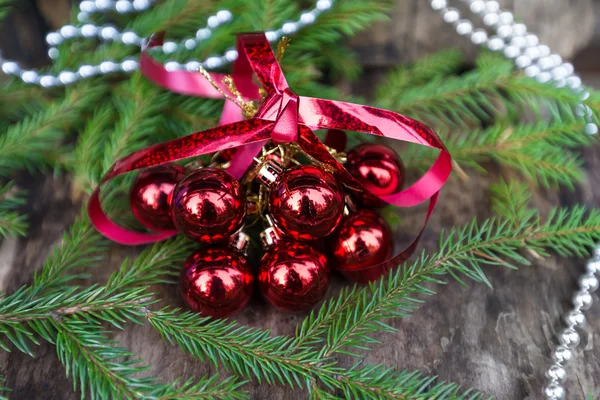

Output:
xmin=0 ymin=181 xmax=27 ymax=237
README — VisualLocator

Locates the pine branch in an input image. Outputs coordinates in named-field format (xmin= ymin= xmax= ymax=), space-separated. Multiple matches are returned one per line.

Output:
xmin=0 ymin=84 xmax=105 ymax=177
xmin=295 ymin=206 xmax=600 ymax=358
xmin=404 ymin=108 xmax=595 ymax=188
xmin=0 ymin=181 xmax=27 ymax=237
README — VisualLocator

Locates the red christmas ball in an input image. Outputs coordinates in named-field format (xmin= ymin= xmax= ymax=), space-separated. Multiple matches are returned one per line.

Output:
xmin=330 ymin=209 xmax=392 ymax=283
xmin=346 ymin=144 xmax=405 ymax=206
xmin=130 ymin=163 xmax=184 ymax=231
xmin=172 ymin=168 xmax=246 ymax=244
xmin=258 ymin=240 xmax=330 ymax=312
xmin=180 ymin=247 xmax=254 ymax=318
xmin=269 ymin=165 xmax=344 ymax=241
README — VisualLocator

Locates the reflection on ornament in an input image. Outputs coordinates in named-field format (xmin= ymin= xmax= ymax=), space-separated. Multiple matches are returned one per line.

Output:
xmin=331 ymin=208 xmax=392 ymax=283
xmin=346 ymin=144 xmax=405 ymax=207
xmin=130 ymin=163 xmax=184 ymax=231
xmin=258 ymin=236 xmax=329 ymax=312
xmin=172 ymin=168 xmax=246 ymax=243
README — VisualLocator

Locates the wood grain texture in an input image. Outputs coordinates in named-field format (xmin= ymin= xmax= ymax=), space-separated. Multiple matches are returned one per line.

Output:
xmin=1 ymin=1 xmax=600 ymax=399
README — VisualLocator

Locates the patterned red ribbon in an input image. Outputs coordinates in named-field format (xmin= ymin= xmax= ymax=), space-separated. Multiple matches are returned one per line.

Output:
xmin=88 ymin=32 xmax=452 ymax=272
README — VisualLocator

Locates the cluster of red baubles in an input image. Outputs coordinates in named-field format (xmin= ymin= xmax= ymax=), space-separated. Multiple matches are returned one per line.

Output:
xmin=130 ymin=142 xmax=405 ymax=317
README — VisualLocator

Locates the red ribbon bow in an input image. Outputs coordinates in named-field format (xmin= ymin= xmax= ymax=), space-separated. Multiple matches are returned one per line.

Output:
xmin=88 ymin=32 xmax=452 ymax=271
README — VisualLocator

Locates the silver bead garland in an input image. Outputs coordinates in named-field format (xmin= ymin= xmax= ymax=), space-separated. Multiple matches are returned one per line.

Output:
xmin=431 ymin=1 xmax=598 ymax=399
xmin=0 ymin=0 xmax=334 ymax=87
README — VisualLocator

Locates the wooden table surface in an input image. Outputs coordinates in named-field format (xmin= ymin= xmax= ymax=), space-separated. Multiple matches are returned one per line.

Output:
xmin=1 ymin=1 xmax=600 ymax=399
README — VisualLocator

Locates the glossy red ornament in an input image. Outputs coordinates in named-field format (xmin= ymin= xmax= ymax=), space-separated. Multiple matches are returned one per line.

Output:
xmin=130 ymin=163 xmax=184 ymax=231
xmin=269 ymin=165 xmax=344 ymax=241
xmin=346 ymin=144 xmax=405 ymax=207
xmin=172 ymin=168 xmax=246 ymax=244
xmin=330 ymin=209 xmax=392 ymax=283
xmin=258 ymin=240 xmax=329 ymax=312
xmin=180 ymin=246 xmax=254 ymax=317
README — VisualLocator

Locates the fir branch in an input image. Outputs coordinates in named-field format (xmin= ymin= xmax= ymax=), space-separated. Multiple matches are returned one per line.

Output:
xmin=0 ymin=181 xmax=27 ymax=237
xmin=489 ymin=179 xmax=532 ymax=223
xmin=0 ymin=374 xmax=8 ymax=400
xmin=297 ymin=206 xmax=600 ymax=357
xmin=404 ymin=111 xmax=594 ymax=188
xmin=376 ymin=49 xmax=463 ymax=98
xmin=0 ymin=84 xmax=105 ymax=177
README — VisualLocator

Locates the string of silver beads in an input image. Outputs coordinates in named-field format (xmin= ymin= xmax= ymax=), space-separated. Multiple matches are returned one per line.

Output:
xmin=431 ymin=1 xmax=598 ymax=399
xmin=0 ymin=0 xmax=335 ymax=87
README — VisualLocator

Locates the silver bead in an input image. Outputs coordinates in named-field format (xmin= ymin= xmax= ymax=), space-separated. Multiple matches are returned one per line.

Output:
xmin=562 ymin=63 xmax=574 ymax=75
xmin=550 ymin=54 xmax=563 ymax=67
xmin=185 ymin=61 xmax=201 ymax=72
xmin=470 ymin=29 xmax=488 ymax=45
xmin=524 ymin=34 xmax=539 ymax=47
xmin=469 ymin=0 xmax=485 ymax=14
xmin=282 ymin=22 xmax=298 ymax=34
xmin=498 ymin=11 xmax=514 ymax=26
xmin=265 ymin=30 xmax=278 ymax=41
xmin=58 ymin=71 xmax=77 ymax=85
xmin=585 ymin=123 xmax=598 ymax=136
xmin=488 ymin=36 xmax=505 ymax=51
xmin=551 ymin=66 xmax=568 ymax=80
xmin=456 ymin=20 xmax=473 ymax=36
xmin=216 ymin=10 xmax=232 ymax=23
xmin=207 ymin=15 xmax=219 ymax=28
xmin=60 ymin=25 xmax=78 ymax=39
xmin=485 ymin=0 xmax=500 ymax=13
xmin=524 ymin=65 xmax=541 ymax=78
xmin=538 ymin=45 xmax=551 ymax=57
xmin=165 ymin=61 xmax=181 ymax=72
xmin=133 ymin=0 xmax=151 ymax=11
xmin=121 ymin=31 xmax=140 ymax=45
xmin=99 ymin=60 xmax=118 ymax=73
xmin=483 ymin=12 xmax=499 ymax=27
xmin=120 ymin=59 xmax=138 ymax=72
xmin=588 ymin=258 xmax=600 ymax=274
xmin=554 ymin=78 xmax=566 ymax=88
xmin=512 ymin=23 xmax=527 ymax=37
xmin=497 ymin=25 xmax=513 ymax=39
xmin=510 ymin=36 xmax=527 ymax=48
xmin=546 ymin=364 xmax=567 ymax=384
xmin=558 ymin=328 xmax=580 ymax=348
xmin=205 ymin=56 xmax=222 ymax=69
xmin=95 ymin=0 xmax=111 ymax=10
xmin=46 ymin=32 xmax=63 ymax=46
xmin=552 ymin=345 xmax=573 ymax=364
xmin=572 ymin=290 xmax=593 ymax=310
xmin=300 ymin=12 xmax=316 ymax=24
xmin=77 ymin=12 xmax=90 ymax=22
xmin=538 ymin=56 xmax=555 ymax=71
xmin=579 ymin=272 xmax=599 ymax=292
xmin=225 ymin=49 xmax=238 ymax=62
xmin=442 ymin=8 xmax=460 ymax=24
xmin=81 ymin=24 xmax=98 ymax=38
xmin=536 ymin=71 xmax=552 ymax=83
xmin=78 ymin=64 xmax=98 ymax=78
xmin=79 ymin=0 xmax=96 ymax=13
xmin=100 ymin=26 xmax=120 ymax=41
xmin=162 ymin=41 xmax=178 ymax=54
xmin=515 ymin=55 xmax=532 ymax=69
xmin=39 ymin=75 xmax=57 ymax=87
xmin=21 ymin=70 xmax=39 ymax=84
xmin=316 ymin=0 xmax=332 ymax=11
xmin=115 ymin=0 xmax=134 ymax=13
xmin=430 ymin=0 xmax=447 ymax=11
xmin=184 ymin=39 xmax=197 ymax=50
xmin=524 ymin=46 xmax=541 ymax=60
xmin=196 ymin=28 xmax=211 ymax=40
xmin=564 ymin=309 xmax=586 ymax=328
xmin=542 ymin=384 xmax=565 ymax=400
xmin=1 ymin=61 xmax=20 ymax=75
xmin=48 ymin=48 xmax=60 ymax=60
xmin=504 ymin=45 xmax=520 ymax=59
xmin=580 ymin=91 xmax=591 ymax=102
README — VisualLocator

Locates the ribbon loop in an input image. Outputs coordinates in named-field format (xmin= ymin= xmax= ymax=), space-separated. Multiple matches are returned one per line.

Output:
xmin=270 ymin=88 xmax=300 ymax=143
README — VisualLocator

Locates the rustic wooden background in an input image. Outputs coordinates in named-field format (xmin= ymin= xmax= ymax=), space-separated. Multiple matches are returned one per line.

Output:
xmin=1 ymin=0 xmax=600 ymax=399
